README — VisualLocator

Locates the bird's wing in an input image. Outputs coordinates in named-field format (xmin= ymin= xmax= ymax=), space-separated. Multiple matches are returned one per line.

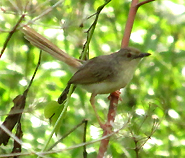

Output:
xmin=69 ymin=56 xmax=115 ymax=84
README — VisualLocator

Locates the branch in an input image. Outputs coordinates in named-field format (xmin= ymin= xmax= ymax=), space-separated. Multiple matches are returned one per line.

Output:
xmin=98 ymin=0 xmax=155 ymax=157
xmin=27 ymin=51 xmax=42 ymax=91
xmin=0 ymin=14 xmax=25 ymax=58
xmin=136 ymin=0 xmax=155 ymax=8
xmin=97 ymin=92 xmax=120 ymax=158
xmin=121 ymin=0 xmax=139 ymax=48
xmin=121 ymin=0 xmax=155 ymax=48
xmin=81 ymin=0 xmax=111 ymax=60
xmin=83 ymin=120 xmax=88 ymax=158
xmin=47 ymin=119 xmax=87 ymax=151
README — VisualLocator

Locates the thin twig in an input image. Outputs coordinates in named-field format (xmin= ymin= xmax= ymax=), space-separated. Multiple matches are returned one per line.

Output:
xmin=27 ymin=50 xmax=42 ymax=91
xmin=0 ymin=14 xmax=25 ymax=58
xmin=0 ymin=123 xmax=44 ymax=157
xmin=81 ymin=0 xmax=112 ymax=60
xmin=0 ymin=119 xmax=130 ymax=158
xmin=83 ymin=120 xmax=88 ymax=158
xmin=25 ymin=0 xmax=63 ymax=26
xmin=47 ymin=119 xmax=87 ymax=151
xmin=136 ymin=0 xmax=155 ymax=8
xmin=86 ymin=12 xmax=97 ymax=20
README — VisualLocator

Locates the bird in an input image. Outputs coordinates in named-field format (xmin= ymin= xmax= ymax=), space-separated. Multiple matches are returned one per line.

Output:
xmin=22 ymin=26 xmax=150 ymax=127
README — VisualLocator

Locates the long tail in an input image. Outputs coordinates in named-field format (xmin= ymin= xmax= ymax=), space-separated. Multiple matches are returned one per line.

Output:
xmin=22 ymin=26 xmax=82 ymax=69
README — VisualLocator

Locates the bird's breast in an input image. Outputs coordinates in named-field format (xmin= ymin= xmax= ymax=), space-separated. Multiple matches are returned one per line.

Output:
xmin=81 ymin=72 xmax=133 ymax=95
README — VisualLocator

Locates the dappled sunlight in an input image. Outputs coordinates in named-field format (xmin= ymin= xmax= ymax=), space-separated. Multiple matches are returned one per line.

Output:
xmin=90 ymin=125 xmax=100 ymax=139
xmin=168 ymin=109 xmax=180 ymax=119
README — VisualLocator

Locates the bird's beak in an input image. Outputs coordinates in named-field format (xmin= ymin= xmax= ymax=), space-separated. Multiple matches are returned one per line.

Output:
xmin=134 ymin=53 xmax=151 ymax=59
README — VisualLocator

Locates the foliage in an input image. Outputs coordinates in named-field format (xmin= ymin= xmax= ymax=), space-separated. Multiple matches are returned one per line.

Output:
xmin=0 ymin=0 xmax=185 ymax=157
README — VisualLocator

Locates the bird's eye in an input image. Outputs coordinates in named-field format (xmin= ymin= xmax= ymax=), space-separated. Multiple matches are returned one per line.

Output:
xmin=127 ymin=53 xmax=132 ymax=58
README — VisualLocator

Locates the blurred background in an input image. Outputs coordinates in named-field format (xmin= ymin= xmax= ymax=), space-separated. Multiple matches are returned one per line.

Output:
xmin=0 ymin=0 xmax=185 ymax=157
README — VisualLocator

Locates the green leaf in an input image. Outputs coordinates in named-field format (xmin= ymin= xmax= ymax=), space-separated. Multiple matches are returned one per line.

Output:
xmin=44 ymin=101 xmax=67 ymax=134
